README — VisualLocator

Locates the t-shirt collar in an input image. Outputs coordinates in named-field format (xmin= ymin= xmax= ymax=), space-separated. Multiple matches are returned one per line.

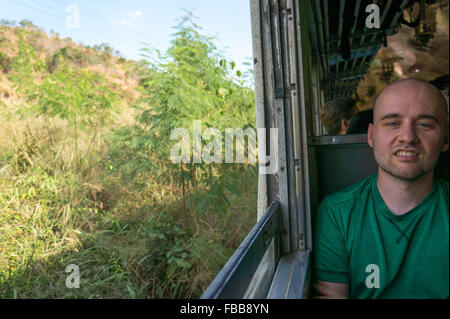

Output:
xmin=371 ymin=174 xmax=438 ymax=221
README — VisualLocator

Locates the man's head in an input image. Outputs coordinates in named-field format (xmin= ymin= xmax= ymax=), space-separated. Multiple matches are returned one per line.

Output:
xmin=320 ymin=97 xmax=357 ymax=135
xmin=368 ymin=78 xmax=449 ymax=182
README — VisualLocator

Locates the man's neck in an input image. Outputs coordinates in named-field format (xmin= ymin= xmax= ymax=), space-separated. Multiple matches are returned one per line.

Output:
xmin=376 ymin=170 xmax=434 ymax=215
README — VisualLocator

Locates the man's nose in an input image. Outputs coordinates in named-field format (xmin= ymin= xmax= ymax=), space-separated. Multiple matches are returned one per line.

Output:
xmin=397 ymin=123 xmax=419 ymax=144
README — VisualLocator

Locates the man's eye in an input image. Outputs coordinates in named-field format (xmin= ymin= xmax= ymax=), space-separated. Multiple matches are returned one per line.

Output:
xmin=418 ymin=122 xmax=433 ymax=128
xmin=385 ymin=122 xmax=399 ymax=127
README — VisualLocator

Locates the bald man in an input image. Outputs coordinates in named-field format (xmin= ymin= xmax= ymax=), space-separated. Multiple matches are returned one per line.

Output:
xmin=312 ymin=79 xmax=449 ymax=299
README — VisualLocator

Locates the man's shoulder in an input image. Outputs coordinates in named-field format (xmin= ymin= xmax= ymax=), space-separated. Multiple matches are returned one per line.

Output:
xmin=322 ymin=174 xmax=377 ymax=207
xmin=435 ymin=177 xmax=449 ymax=198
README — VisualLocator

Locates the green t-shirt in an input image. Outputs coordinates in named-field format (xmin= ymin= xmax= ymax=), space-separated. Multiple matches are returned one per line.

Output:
xmin=312 ymin=174 xmax=449 ymax=299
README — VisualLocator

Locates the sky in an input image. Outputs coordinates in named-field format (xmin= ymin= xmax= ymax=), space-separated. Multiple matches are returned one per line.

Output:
xmin=0 ymin=0 xmax=254 ymax=72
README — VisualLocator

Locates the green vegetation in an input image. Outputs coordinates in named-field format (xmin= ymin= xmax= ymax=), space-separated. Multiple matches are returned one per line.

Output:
xmin=0 ymin=14 xmax=257 ymax=298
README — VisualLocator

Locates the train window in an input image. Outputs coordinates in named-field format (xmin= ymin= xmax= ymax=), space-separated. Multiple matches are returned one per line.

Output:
xmin=1 ymin=1 xmax=258 ymax=299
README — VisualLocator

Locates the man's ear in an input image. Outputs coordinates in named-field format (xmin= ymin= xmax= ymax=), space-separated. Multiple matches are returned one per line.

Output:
xmin=340 ymin=119 xmax=349 ymax=135
xmin=367 ymin=123 xmax=374 ymax=148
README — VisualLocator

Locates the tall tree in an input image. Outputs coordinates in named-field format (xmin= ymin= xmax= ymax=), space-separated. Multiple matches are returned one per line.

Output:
xmin=109 ymin=11 xmax=256 ymax=216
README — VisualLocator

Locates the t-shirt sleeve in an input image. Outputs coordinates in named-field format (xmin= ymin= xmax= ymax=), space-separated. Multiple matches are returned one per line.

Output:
xmin=312 ymin=197 xmax=349 ymax=283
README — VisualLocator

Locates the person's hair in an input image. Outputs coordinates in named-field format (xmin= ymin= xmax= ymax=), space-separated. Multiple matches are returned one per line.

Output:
xmin=429 ymin=74 xmax=449 ymax=91
xmin=320 ymin=97 xmax=356 ymax=135
xmin=346 ymin=109 xmax=373 ymax=134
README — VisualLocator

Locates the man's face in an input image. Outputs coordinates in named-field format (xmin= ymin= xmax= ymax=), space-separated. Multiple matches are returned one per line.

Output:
xmin=368 ymin=81 xmax=449 ymax=181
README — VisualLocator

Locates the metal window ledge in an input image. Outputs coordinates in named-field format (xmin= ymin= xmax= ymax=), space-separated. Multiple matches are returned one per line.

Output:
xmin=267 ymin=249 xmax=311 ymax=299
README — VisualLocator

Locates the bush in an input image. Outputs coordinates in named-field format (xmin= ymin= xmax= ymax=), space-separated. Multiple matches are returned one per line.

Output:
xmin=0 ymin=19 xmax=16 ymax=26
xmin=59 ymin=46 xmax=87 ymax=66
xmin=19 ymin=19 xmax=39 ymax=30
xmin=0 ymin=52 xmax=12 ymax=73
xmin=47 ymin=52 xmax=60 ymax=73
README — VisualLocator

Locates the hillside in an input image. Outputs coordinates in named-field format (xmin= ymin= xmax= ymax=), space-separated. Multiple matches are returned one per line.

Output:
xmin=0 ymin=20 xmax=257 ymax=298
xmin=0 ymin=21 xmax=141 ymax=118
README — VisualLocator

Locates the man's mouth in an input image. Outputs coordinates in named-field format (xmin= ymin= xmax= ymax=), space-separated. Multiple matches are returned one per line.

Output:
xmin=394 ymin=150 xmax=419 ymax=161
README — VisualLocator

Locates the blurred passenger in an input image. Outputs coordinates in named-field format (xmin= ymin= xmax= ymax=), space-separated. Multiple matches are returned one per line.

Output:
xmin=346 ymin=109 xmax=373 ymax=135
xmin=320 ymin=97 xmax=357 ymax=135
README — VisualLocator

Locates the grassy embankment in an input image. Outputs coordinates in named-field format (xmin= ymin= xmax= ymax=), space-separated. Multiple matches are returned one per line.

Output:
xmin=0 ymin=20 xmax=257 ymax=298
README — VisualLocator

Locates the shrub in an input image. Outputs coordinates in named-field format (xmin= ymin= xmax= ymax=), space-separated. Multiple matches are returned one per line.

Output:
xmin=0 ymin=52 xmax=12 ymax=73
